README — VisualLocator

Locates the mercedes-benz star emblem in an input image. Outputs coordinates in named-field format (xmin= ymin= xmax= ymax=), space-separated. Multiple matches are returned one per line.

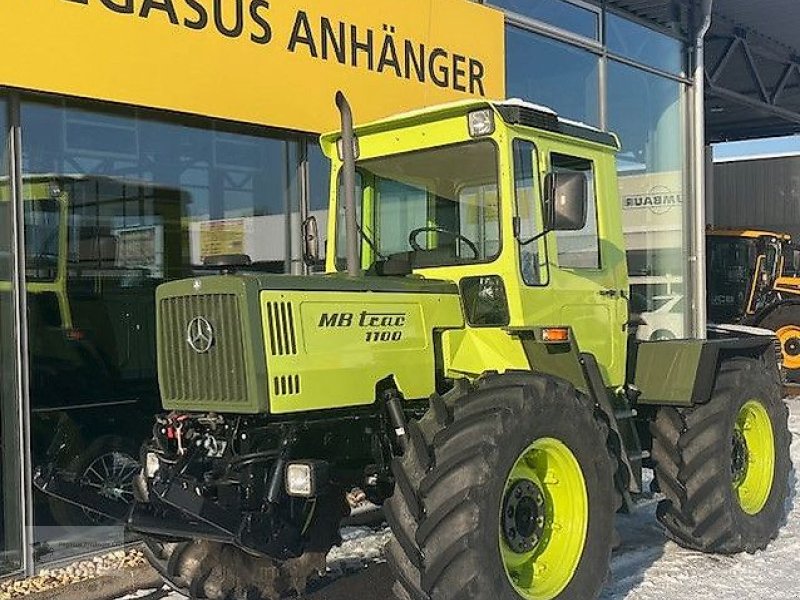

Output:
xmin=186 ymin=316 xmax=214 ymax=354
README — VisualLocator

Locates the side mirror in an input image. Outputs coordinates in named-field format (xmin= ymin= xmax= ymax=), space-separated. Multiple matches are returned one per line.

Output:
xmin=302 ymin=216 xmax=320 ymax=266
xmin=544 ymin=171 xmax=588 ymax=232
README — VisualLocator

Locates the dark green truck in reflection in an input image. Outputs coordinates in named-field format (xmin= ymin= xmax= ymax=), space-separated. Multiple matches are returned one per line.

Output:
xmin=0 ymin=175 xmax=187 ymax=535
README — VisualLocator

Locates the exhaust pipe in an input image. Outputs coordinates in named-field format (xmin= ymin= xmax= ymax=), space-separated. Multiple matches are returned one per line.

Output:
xmin=336 ymin=91 xmax=361 ymax=277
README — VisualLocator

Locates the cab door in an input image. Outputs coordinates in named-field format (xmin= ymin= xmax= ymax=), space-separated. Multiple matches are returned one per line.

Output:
xmin=514 ymin=140 xmax=628 ymax=387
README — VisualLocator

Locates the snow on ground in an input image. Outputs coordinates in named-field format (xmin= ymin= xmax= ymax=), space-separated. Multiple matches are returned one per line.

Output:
xmin=123 ymin=397 xmax=800 ymax=600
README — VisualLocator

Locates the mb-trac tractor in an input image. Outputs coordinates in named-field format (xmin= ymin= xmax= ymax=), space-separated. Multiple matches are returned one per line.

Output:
xmin=707 ymin=228 xmax=800 ymax=379
xmin=37 ymin=95 xmax=791 ymax=600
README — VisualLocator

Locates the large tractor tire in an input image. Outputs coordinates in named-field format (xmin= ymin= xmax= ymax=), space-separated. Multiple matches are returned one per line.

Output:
xmin=651 ymin=356 xmax=790 ymax=554
xmin=141 ymin=491 xmax=346 ymax=599
xmin=759 ymin=304 xmax=800 ymax=381
xmin=385 ymin=373 xmax=618 ymax=600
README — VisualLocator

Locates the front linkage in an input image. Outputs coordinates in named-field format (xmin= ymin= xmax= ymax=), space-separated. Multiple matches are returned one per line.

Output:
xmin=35 ymin=396 xmax=412 ymax=597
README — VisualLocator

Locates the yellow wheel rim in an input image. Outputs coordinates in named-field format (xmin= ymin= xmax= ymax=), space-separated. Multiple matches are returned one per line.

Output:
xmin=732 ymin=400 xmax=775 ymax=515
xmin=776 ymin=325 xmax=800 ymax=370
xmin=499 ymin=438 xmax=588 ymax=600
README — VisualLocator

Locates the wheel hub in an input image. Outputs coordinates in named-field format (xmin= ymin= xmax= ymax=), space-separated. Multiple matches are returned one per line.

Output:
xmin=776 ymin=325 xmax=800 ymax=370
xmin=731 ymin=429 xmax=749 ymax=486
xmin=784 ymin=337 xmax=800 ymax=357
xmin=502 ymin=479 xmax=546 ymax=554
xmin=733 ymin=400 xmax=776 ymax=515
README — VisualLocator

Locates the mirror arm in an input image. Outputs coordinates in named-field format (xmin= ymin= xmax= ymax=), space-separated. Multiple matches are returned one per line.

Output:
xmin=518 ymin=229 xmax=549 ymax=247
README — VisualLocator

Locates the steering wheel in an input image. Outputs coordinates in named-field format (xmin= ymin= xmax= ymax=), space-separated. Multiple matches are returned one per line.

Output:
xmin=408 ymin=226 xmax=480 ymax=259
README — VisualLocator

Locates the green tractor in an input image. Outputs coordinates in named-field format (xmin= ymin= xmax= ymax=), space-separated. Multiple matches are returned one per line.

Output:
xmin=37 ymin=96 xmax=791 ymax=600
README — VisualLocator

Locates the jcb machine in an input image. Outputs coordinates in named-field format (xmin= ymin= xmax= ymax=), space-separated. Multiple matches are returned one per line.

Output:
xmin=38 ymin=97 xmax=791 ymax=600
xmin=708 ymin=228 xmax=800 ymax=379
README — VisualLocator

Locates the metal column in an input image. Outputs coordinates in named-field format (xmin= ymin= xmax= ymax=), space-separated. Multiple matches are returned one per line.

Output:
xmin=690 ymin=0 xmax=714 ymax=338
xmin=8 ymin=92 xmax=34 ymax=576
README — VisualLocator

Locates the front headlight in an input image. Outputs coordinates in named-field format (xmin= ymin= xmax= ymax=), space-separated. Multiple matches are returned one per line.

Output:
xmin=468 ymin=109 xmax=496 ymax=137
xmin=145 ymin=452 xmax=160 ymax=479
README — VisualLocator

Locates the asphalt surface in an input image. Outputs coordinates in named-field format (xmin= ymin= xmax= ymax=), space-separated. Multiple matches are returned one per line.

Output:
xmin=307 ymin=563 xmax=393 ymax=599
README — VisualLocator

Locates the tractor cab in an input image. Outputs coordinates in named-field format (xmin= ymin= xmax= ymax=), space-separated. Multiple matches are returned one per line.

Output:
xmin=317 ymin=99 xmax=629 ymax=386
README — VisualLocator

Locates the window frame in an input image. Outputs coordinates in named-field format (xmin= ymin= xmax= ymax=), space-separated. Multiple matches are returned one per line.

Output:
xmin=512 ymin=138 xmax=550 ymax=287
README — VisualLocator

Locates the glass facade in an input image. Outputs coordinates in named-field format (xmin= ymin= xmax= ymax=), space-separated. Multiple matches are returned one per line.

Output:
xmin=1 ymin=96 xmax=24 ymax=576
xmin=606 ymin=12 xmax=685 ymax=75
xmin=500 ymin=4 xmax=690 ymax=340
xmin=17 ymin=96 xmax=302 ymax=562
xmin=506 ymin=26 xmax=600 ymax=126
xmin=608 ymin=60 xmax=687 ymax=339
xmin=491 ymin=0 xmax=599 ymax=39
xmin=0 ymin=0 xmax=695 ymax=575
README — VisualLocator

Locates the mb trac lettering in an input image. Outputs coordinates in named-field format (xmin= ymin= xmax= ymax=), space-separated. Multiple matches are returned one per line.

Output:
xmin=318 ymin=311 xmax=407 ymax=342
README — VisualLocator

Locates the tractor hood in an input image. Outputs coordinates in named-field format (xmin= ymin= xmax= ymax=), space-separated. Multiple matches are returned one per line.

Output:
xmin=155 ymin=274 xmax=463 ymax=415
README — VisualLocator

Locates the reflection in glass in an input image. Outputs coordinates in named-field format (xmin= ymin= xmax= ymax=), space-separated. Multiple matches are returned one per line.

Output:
xmin=490 ymin=0 xmax=599 ymax=39
xmin=308 ymin=142 xmax=331 ymax=266
xmin=0 ymin=96 xmax=24 ymax=576
xmin=20 ymin=98 xmax=299 ymax=563
xmin=608 ymin=60 xmax=687 ymax=339
xmin=506 ymin=26 xmax=600 ymax=126
xmin=606 ymin=13 xmax=685 ymax=75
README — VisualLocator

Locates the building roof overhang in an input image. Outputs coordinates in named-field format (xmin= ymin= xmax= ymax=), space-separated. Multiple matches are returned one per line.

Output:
xmin=602 ymin=0 xmax=800 ymax=142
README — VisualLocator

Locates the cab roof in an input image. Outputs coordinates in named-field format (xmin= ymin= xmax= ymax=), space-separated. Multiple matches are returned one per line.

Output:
xmin=320 ymin=99 xmax=620 ymax=157
xmin=707 ymin=228 xmax=791 ymax=241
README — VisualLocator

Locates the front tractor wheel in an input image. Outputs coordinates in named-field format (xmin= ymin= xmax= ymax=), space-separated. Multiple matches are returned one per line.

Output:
xmin=385 ymin=374 xmax=617 ymax=600
xmin=652 ymin=357 xmax=791 ymax=554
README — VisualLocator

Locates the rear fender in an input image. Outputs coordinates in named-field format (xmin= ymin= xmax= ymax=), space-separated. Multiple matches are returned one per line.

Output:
xmin=631 ymin=325 xmax=779 ymax=407
xmin=746 ymin=298 xmax=800 ymax=328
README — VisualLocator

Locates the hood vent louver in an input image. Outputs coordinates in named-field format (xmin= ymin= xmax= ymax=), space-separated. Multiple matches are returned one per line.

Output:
xmin=266 ymin=301 xmax=298 ymax=356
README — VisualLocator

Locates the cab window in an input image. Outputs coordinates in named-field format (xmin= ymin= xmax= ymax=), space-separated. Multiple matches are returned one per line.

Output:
xmin=551 ymin=153 xmax=600 ymax=269
xmin=513 ymin=139 xmax=547 ymax=285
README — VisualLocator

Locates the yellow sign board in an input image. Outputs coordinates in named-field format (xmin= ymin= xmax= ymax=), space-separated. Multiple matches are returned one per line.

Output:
xmin=200 ymin=219 xmax=245 ymax=259
xmin=1 ymin=0 xmax=505 ymax=133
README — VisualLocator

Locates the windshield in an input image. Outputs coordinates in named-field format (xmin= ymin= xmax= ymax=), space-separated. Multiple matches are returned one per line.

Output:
xmin=336 ymin=141 xmax=500 ymax=271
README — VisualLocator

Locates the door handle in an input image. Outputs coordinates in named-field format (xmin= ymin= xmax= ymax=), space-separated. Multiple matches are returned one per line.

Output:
xmin=599 ymin=289 xmax=619 ymax=298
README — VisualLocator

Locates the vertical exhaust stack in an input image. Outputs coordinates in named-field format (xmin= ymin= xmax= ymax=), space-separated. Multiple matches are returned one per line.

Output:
xmin=336 ymin=91 xmax=362 ymax=278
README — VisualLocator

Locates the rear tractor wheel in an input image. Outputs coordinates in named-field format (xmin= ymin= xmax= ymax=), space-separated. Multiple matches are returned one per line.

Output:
xmin=760 ymin=304 xmax=800 ymax=381
xmin=652 ymin=357 xmax=791 ymax=554
xmin=385 ymin=373 xmax=618 ymax=600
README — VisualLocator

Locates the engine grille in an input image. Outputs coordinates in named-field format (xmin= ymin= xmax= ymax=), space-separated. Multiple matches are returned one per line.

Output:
xmin=159 ymin=294 xmax=248 ymax=406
